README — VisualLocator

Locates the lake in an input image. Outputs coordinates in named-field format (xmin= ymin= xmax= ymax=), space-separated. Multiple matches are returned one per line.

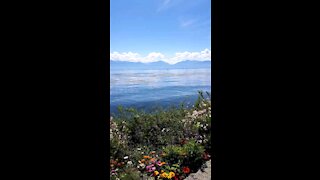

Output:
xmin=110 ymin=68 xmax=211 ymax=114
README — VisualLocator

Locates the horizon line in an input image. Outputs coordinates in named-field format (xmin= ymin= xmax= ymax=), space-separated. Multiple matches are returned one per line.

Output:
xmin=110 ymin=59 xmax=211 ymax=65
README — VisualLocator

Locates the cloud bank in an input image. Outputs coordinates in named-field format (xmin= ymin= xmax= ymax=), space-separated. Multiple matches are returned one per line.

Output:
xmin=110 ymin=49 xmax=211 ymax=64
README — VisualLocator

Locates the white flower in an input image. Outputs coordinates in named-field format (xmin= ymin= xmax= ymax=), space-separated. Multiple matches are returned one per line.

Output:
xmin=127 ymin=161 xmax=133 ymax=165
xmin=137 ymin=148 xmax=141 ymax=151
xmin=124 ymin=156 xmax=128 ymax=160
xmin=137 ymin=163 xmax=145 ymax=169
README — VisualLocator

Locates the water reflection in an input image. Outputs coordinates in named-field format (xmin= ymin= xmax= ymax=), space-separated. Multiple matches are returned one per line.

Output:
xmin=110 ymin=68 xmax=211 ymax=111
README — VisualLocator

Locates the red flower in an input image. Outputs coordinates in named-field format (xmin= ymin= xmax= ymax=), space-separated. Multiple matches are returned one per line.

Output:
xmin=174 ymin=176 xmax=179 ymax=180
xmin=182 ymin=167 xmax=190 ymax=174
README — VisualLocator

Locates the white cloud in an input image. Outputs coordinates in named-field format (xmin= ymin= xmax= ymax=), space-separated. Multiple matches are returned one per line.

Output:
xmin=166 ymin=49 xmax=211 ymax=64
xmin=110 ymin=52 xmax=165 ymax=63
xmin=145 ymin=52 xmax=165 ymax=62
xmin=110 ymin=51 xmax=141 ymax=62
xmin=181 ymin=19 xmax=197 ymax=27
xmin=110 ymin=49 xmax=211 ymax=64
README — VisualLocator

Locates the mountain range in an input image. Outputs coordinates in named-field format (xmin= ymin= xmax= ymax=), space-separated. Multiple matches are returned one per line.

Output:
xmin=110 ymin=60 xmax=211 ymax=70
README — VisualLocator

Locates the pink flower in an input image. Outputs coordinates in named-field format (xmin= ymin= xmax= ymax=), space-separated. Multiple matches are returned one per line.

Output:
xmin=156 ymin=161 xmax=162 ymax=166
xmin=111 ymin=169 xmax=117 ymax=175
xmin=146 ymin=164 xmax=156 ymax=172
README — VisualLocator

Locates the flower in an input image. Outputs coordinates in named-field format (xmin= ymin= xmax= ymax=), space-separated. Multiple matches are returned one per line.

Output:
xmin=168 ymin=172 xmax=175 ymax=179
xmin=110 ymin=169 xmax=117 ymax=176
xmin=150 ymin=158 xmax=156 ymax=163
xmin=150 ymin=151 xmax=156 ymax=154
xmin=182 ymin=167 xmax=190 ymax=174
xmin=156 ymin=161 xmax=162 ymax=166
xmin=127 ymin=161 xmax=133 ymax=165
xmin=153 ymin=170 xmax=159 ymax=176
xmin=160 ymin=172 xmax=168 ymax=178
xmin=123 ymin=156 xmax=128 ymax=160
xmin=146 ymin=164 xmax=156 ymax=172
xmin=143 ymin=155 xmax=151 ymax=159
xmin=137 ymin=163 xmax=145 ymax=169
xmin=110 ymin=159 xmax=117 ymax=165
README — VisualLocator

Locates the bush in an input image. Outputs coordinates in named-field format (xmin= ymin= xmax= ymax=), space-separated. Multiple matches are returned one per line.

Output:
xmin=114 ymin=106 xmax=187 ymax=149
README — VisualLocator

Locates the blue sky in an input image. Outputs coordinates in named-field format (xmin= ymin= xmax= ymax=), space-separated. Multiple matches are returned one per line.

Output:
xmin=110 ymin=0 xmax=211 ymax=64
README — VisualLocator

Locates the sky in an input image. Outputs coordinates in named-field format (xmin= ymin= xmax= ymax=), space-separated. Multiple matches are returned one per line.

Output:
xmin=110 ymin=0 xmax=211 ymax=64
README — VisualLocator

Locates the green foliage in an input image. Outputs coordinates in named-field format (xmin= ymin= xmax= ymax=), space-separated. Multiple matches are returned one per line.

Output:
xmin=114 ymin=106 xmax=187 ymax=149
xmin=110 ymin=91 xmax=212 ymax=178
xmin=119 ymin=168 xmax=140 ymax=180
xmin=182 ymin=140 xmax=205 ymax=171
xmin=162 ymin=145 xmax=185 ymax=164
xmin=162 ymin=140 xmax=205 ymax=172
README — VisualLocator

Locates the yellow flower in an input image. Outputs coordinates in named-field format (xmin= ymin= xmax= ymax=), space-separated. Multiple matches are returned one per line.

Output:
xmin=160 ymin=172 xmax=168 ymax=178
xmin=154 ymin=171 xmax=159 ymax=176
xmin=161 ymin=170 xmax=164 ymax=173
xmin=169 ymin=172 xmax=175 ymax=178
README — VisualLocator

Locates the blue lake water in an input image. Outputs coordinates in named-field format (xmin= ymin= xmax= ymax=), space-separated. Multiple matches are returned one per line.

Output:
xmin=110 ymin=68 xmax=211 ymax=114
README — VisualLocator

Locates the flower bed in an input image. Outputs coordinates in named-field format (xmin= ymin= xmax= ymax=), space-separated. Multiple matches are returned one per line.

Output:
xmin=110 ymin=91 xmax=212 ymax=180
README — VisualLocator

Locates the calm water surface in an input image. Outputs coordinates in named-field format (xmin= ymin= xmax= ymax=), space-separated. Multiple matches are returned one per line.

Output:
xmin=110 ymin=68 xmax=211 ymax=114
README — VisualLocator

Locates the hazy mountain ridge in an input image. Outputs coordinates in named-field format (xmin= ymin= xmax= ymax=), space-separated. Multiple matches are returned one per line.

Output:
xmin=110 ymin=60 xmax=211 ymax=70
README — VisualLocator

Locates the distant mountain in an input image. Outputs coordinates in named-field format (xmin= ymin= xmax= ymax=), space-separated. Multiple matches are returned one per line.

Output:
xmin=110 ymin=60 xmax=211 ymax=70
xmin=173 ymin=60 xmax=211 ymax=69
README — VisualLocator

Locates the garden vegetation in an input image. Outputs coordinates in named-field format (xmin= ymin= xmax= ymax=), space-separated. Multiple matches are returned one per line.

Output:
xmin=110 ymin=91 xmax=212 ymax=180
